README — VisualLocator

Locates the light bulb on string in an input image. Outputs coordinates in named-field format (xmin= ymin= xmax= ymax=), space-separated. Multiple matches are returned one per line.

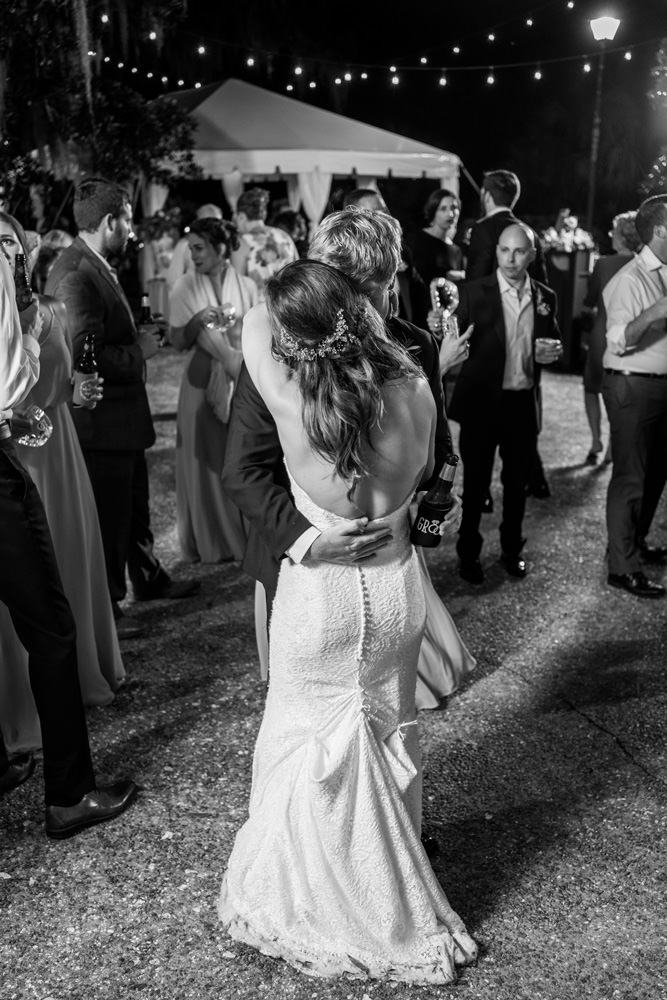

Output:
xmin=177 ymin=79 xmax=184 ymax=86
xmin=361 ymin=72 xmax=368 ymax=79
xmin=161 ymin=76 xmax=168 ymax=83
xmin=286 ymin=84 xmax=294 ymax=92
xmin=344 ymin=72 xmax=352 ymax=81
xmin=391 ymin=75 xmax=400 ymax=85
xmin=149 ymin=31 xmax=157 ymax=40
xmin=101 ymin=13 xmax=109 ymax=23
xmin=131 ymin=67 xmax=138 ymax=73
xmin=247 ymin=57 xmax=255 ymax=66
xmin=117 ymin=62 xmax=124 ymax=68
xmin=452 ymin=46 xmax=460 ymax=54
xmin=147 ymin=72 xmax=153 ymax=79
xmin=438 ymin=75 xmax=447 ymax=86
xmin=420 ymin=56 xmax=427 ymax=64
xmin=194 ymin=82 xmax=202 ymax=89
xmin=567 ymin=1 xmax=574 ymax=7
xmin=526 ymin=17 xmax=533 ymax=26
xmin=390 ymin=65 xmax=397 ymax=72
xmin=294 ymin=66 xmax=303 ymax=75
xmin=103 ymin=56 xmax=110 ymax=63
xmin=486 ymin=69 xmax=495 ymax=85
xmin=334 ymin=77 xmax=342 ymax=85
xmin=309 ymin=81 xmax=316 ymax=88
xmin=624 ymin=51 xmax=632 ymax=60
xmin=534 ymin=66 xmax=542 ymax=80
xmin=488 ymin=33 xmax=495 ymax=42
xmin=197 ymin=45 xmax=206 ymax=55
xmin=583 ymin=62 xmax=591 ymax=72
xmin=87 ymin=50 xmax=95 ymax=56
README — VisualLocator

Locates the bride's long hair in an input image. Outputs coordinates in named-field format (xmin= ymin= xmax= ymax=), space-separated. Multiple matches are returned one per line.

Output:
xmin=266 ymin=259 xmax=421 ymax=486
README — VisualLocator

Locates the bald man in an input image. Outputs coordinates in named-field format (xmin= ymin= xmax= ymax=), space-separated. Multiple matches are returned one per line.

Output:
xmin=450 ymin=223 xmax=561 ymax=584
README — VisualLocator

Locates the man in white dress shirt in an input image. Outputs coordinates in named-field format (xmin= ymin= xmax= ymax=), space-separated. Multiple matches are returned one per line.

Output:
xmin=602 ymin=194 xmax=667 ymax=598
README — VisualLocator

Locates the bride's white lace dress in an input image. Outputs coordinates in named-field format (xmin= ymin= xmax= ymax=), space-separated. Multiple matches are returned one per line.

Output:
xmin=218 ymin=476 xmax=478 ymax=984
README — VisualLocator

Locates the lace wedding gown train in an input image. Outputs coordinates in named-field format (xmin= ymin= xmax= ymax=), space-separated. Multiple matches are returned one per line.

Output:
xmin=219 ymin=478 xmax=477 ymax=984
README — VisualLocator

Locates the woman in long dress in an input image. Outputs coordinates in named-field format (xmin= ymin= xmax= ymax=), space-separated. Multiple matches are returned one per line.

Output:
xmin=410 ymin=189 xmax=465 ymax=287
xmin=169 ymin=218 xmax=258 ymax=563
xmin=219 ymin=260 xmax=477 ymax=985
xmin=0 ymin=212 xmax=124 ymax=754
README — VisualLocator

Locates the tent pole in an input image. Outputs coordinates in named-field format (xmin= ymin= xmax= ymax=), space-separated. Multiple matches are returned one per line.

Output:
xmin=459 ymin=162 xmax=481 ymax=196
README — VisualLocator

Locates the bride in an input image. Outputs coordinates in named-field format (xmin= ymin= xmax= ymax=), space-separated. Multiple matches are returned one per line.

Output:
xmin=218 ymin=259 xmax=478 ymax=985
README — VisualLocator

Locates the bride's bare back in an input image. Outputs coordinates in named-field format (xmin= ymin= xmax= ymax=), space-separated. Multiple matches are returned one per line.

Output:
xmin=242 ymin=304 xmax=436 ymax=520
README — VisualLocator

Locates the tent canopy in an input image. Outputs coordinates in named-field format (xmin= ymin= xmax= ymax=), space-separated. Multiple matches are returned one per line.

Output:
xmin=169 ymin=78 xmax=459 ymax=183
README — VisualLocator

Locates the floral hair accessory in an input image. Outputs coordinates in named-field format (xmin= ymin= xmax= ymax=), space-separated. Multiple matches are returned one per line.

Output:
xmin=279 ymin=308 xmax=359 ymax=362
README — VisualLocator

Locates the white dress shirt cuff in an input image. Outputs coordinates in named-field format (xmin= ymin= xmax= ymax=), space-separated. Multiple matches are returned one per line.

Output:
xmin=286 ymin=527 xmax=322 ymax=564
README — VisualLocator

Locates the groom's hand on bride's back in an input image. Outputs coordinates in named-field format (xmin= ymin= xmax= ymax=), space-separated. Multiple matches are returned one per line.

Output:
xmin=306 ymin=519 xmax=392 ymax=564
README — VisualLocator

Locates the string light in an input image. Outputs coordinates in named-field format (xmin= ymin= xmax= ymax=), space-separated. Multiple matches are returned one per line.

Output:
xmin=567 ymin=1 xmax=574 ymax=7
xmin=334 ymin=77 xmax=342 ymax=85
xmin=131 ymin=67 xmax=138 ymax=73
xmin=197 ymin=45 xmax=206 ymax=55
xmin=452 ymin=46 xmax=460 ymax=54
xmin=361 ymin=72 xmax=368 ymax=79
xmin=344 ymin=72 xmax=352 ymax=80
xmin=286 ymin=84 xmax=294 ymax=91
xmin=390 ymin=65 xmax=397 ymax=72
xmin=488 ymin=33 xmax=495 ymax=42
xmin=103 ymin=56 xmax=110 ymax=63
xmin=87 ymin=50 xmax=95 ymax=56
xmin=149 ymin=31 xmax=157 ymax=40
xmin=294 ymin=66 xmax=303 ymax=75
xmin=438 ymin=76 xmax=447 ymax=86
xmin=117 ymin=61 xmax=124 ymax=68
xmin=100 ymin=13 xmax=109 ymax=23
xmin=309 ymin=81 xmax=316 ymax=88
xmin=583 ymin=61 xmax=591 ymax=72
xmin=161 ymin=75 xmax=168 ymax=83
xmin=391 ymin=75 xmax=400 ymax=85
xmin=486 ymin=69 xmax=495 ymax=84
xmin=247 ymin=57 xmax=255 ymax=66
xmin=526 ymin=17 xmax=533 ymax=27
xmin=194 ymin=82 xmax=202 ymax=89
xmin=147 ymin=72 xmax=153 ymax=78
xmin=534 ymin=66 xmax=542 ymax=79
xmin=177 ymin=79 xmax=184 ymax=86
xmin=624 ymin=51 xmax=632 ymax=60
xmin=420 ymin=56 xmax=427 ymax=64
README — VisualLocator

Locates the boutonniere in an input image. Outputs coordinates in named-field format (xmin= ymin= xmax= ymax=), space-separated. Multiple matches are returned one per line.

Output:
xmin=535 ymin=288 xmax=551 ymax=317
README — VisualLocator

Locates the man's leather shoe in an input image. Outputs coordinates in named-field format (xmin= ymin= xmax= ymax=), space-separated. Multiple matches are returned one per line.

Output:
xmin=0 ymin=753 xmax=35 ymax=797
xmin=115 ymin=614 xmax=145 ymax=640
xmin=133 ymin=579 xmax=201 ymax=602
xmin=639 ymin=544 xmax=667 ymax=565
xmin=607 ymin=571 xmax=666 ymax=598
xmin=459 ymin=558 xmax=484 ymax=584
xmin=421 ymin=835 xmax=440 ymax=860
xmin=482 ymin=493 xmax=494 ymax=514
xmin=45 ymin=780 xmax=138 ymax=839
xmin=526 ymin=480 xmax=551 ymax=499
xmin=502 ymin=553 xmax=528 ymax=578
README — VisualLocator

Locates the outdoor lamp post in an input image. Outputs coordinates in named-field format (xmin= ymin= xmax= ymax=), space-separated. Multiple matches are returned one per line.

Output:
xmin=584 ymin=15 xmax=621 ymax=233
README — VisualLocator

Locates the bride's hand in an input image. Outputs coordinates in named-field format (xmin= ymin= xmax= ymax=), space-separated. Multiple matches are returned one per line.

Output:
xmin=306 ymin=519 xmax=392 ymax=564
xmin=439 ymin=493 xmax=462 ymax=536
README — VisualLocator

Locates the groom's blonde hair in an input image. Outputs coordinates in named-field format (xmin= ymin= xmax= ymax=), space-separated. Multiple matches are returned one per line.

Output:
xmin=308 ymin=208 xmax=402 ymax=288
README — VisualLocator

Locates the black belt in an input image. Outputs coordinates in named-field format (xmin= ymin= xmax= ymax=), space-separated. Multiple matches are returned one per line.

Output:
xmin=604 ymin=369 xmax=667 ymax=381
xmin=0 ymin=420 xmax=11 ymax=441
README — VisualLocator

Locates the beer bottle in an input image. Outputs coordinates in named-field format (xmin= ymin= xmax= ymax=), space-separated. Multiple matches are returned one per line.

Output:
xmin=14 ymin=253 xmax=33 ymax=312
xmin=410 ymin=454 xmax=459 ymax=548
xmin=140 ymin=292 xmax=151 ymax=324
xmin=72 ymin=331 xmax=99 ymax=408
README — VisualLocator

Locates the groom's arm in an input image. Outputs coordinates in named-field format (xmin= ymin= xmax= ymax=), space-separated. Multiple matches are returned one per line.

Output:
xmin=222 ymin=362 xmax=313 ymax=560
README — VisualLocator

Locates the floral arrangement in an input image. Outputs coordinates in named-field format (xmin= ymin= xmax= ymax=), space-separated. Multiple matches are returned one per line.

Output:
xmin=540 ymin=208 xmax=595 ymax=253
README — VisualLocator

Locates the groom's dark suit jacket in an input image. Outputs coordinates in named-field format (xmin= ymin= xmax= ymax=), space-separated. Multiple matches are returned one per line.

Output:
xmin=45 ymin=237 xmax=155 ymax=451
xmin=465 ymin=209 xmax=548 ymax=285
xmin=222 ymin=317 xmax=452 ymax=597
xmin=448 ymin=273 xmax=559 ymax=429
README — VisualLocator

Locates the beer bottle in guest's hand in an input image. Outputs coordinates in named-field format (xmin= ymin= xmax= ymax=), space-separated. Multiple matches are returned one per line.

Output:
xmin=140 ymin=292 xmax=151 ymax=324
xmin=72 ymin=331 xmax=99 ymax=408
xmin=410 ymin=455 xmax=459 ymax=547
xmin=14 ymin=253 xmax=33 ymax=312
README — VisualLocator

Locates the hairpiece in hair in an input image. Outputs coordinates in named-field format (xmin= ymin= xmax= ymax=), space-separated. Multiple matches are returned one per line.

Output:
xmin=279 ymin=308 xmax=359 ymax=362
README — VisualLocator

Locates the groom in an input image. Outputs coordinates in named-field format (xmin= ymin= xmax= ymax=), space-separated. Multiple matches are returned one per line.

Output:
xmin=222 ymin=207 xmax=453 ymax=614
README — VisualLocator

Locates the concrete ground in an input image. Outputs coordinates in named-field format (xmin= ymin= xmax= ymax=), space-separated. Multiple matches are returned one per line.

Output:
xmin=1 ymin=349 xmax=666 ymax=1000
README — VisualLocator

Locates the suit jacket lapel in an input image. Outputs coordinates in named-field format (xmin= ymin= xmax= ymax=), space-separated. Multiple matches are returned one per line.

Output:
xmin=75 ymin=237 xmax=136 ymax=327
xmin=485 ymin=275 xmax=506 ymax=347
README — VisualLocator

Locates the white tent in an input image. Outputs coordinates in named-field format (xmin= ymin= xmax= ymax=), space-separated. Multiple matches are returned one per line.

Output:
xmin=151 ymin=78 xmax=460 ymax=225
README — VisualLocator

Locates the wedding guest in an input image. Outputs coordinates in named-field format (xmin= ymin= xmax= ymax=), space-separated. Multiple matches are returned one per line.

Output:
xmin=268 ymin=207 xmax=308 ymax=258
xmin=45 ymin=177 xmax=200 ymax=641
xmin=581 ymin=211 xmax=641 ymax=465
xmin=410 ymin=188 xmax=465 ymax=286
xmin=452 ymin=223 xmax=561 ymax=584
xmin=602 ymin=194 xmax=667 ymax=598
xmin=0 ymin=211 xmax=124 ymax=754
xmin=0 ymin=250 xmax=136 ymax=837
xmin=169 ymin=218 xmax=257 ymax=563
xmin=165 ymin=203 xmax=223 ymax=294
xmin=233 ymin=188 xmax=298 ymax=299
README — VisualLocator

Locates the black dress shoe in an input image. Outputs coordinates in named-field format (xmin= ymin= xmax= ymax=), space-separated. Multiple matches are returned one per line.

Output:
xmin=481 ymin=493 xmax=494 ymax=514
xmin=45 ymin=780 xmax=138 ymax=839
xmin=526 ymin=480 xmax=551 ymax=499
xmin=421 ymin=835 xmax=440 ymax=859
xmin=0 ymin=753 xmax=35 ymax=797
xmin=502 ymin=553 xmax=528 ymax=578
xmin=459 ymin=558 xmax=484 ymax=584
xmin=607 ymin=571 xmax=666 ymax=598
xmin=115 ymin=614 xmax=145 ymax=640
xmin=639 ymin=544 xmax=667 ymax=565
xmin=133 ymin=579 xmax=201 ymax=602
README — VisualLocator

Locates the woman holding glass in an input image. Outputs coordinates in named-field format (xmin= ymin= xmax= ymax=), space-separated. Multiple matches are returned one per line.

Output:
xmin=169 ymin=218 xmax=258 ymax=563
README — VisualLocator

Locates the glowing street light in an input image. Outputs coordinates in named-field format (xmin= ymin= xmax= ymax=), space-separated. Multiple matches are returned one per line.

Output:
xmin=585 ymin=15 xmax=620 ymax=231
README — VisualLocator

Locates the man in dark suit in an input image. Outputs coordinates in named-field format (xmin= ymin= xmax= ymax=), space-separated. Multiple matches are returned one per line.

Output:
xmin=222 ymin=207 xmax=453 ymax=618
xmin=46 ymin=178 xmax=198 ymax=639
xmin=0 ymin=251 xmax=136 ymax=837
xmin=450 ymin=223 xmax=561 ymax=584
xmin=465 ymin=169 xmax=548 ymax=284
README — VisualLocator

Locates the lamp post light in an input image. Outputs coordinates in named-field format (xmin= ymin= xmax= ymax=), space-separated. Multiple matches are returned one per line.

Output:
xmin=585 ymin=15 xmax=621 ymax=233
